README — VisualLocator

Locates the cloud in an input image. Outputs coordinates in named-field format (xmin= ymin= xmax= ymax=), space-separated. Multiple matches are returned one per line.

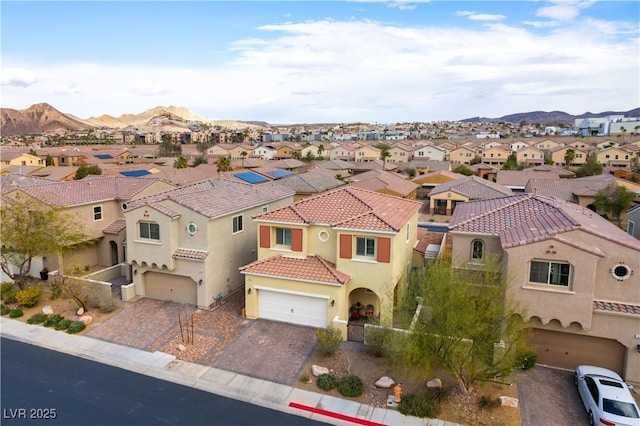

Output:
xmin=535 ymin=0 xmax=594 ymax=22
xmin=132 ymin=80 xmax=169 ymax=97
xmin=1 ymin=67 xmax=37 ymax=87
xmin=456 ymin=10 xmax=505 ymax=21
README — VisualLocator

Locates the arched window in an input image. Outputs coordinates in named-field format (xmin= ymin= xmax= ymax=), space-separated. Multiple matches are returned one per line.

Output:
xmin=471 ymin=239 xmax=484 ymax=260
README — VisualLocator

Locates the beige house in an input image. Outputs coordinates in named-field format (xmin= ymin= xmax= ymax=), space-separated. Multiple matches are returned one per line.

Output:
xmin=240 ymin=187 xmax=422 ymax=338
xmin=536 ymin=139 xmax=563 ymax=150
xmin=449 ymin=146 xmax=477 ymax=165
xmin=548 ymin=146 xmax=588 ymax=166
xmin=347 ymin=170 xmax=418 ymax=199
xmin=355 ymin=145 xmax=381 ymax=162
xmin=412 ymin=170 xmax=465 ymax=199
xmin=387 ymin=143 xmax=412 ymax=163
xmin=0 ymin=151 xmax=45 ymax=170
xmin=595 ymin=147 xmax=633 ymax=167
xmin=123 ymin=179 xmax=295 ymax=308
xmin=481 ymin=145 xmax=510 ymax=166
xmin=428 ymin=175 xmax=513 ymax=215
xmin=449 ymin=194 xmax=640 ymax=385
xmin=516 ymin=146 xmax=545 ymax=166
xmin=412 ymin=144 xmax=447 ymax=162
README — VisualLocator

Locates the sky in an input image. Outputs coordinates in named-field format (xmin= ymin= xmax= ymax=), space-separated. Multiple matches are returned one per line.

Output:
xmin=2 ymin=1 xmax=639 ymax=124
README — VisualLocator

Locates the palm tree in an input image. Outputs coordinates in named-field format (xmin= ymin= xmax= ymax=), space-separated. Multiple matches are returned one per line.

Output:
xmin=240 ymin=151 xmax=248 ymax=168
xmin=376 ymin=143 xmax=391 ymax=170
xmin=216 ymin=156 xmax=232 ymax=174
xmin=620 ymin=126 xmax=627 ymax=141
xmin=174 ymin=155 xmax=188 ymax=169
xmin=564 ymin=148 xmax=576 ymax=167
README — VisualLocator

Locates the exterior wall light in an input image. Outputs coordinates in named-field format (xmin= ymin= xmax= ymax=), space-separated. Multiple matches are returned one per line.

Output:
xmin=247 ymin=288 xmax=252 ymax=294
xmin=331 ymin=300 xmax=335 ymax=307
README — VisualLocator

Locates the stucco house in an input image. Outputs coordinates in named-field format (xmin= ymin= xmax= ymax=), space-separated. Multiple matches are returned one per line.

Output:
xmin=428 ymin=175 xmax=513 ymax=215
xmin=0 ymin=151 xmax=45 ymax=170
xmin=123 ymin=179 xmax=295 ymax=308
xmin=449 ymin=194 xmax=640 ymax=385
xmin=516 ymin=146 xmax=545 ymax=166
xmin=595 ymin=146 xmax=633 ymax=168
xmin=240 ymin=187 xmax=422 ymax=339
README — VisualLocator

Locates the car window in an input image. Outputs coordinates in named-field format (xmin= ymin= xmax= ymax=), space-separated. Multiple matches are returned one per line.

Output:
xmin=585 ymin=377 xmax=599 ymax=401
xmin=603 ymin=399 xmax=640 ymax=418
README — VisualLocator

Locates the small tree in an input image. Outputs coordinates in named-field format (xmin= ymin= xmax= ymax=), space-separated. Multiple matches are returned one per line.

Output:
xmin=314 ymin=326 xmax=343 ymax=356
xmin=594 ymin=183 xmax=636 ymax=227
xmin=1 ymin=194 xmax=92 ymax=289
xmin=453 ymin=165 xmax=474 ymax=176
xmin=174 ymin=155 xmax=188 ymax=169
xmin=575 ymin=154 xmax=603 ymax=177
xmin=216 ymin=157 xmax=232 ymax=173
xmin=74 ymin=164 xmax=102 ymax=180
xmin=376 ymin=143 xmax=391 ymax=170
xmin=192 ymin=155 xmax=208 ymax=167
xmin=501 ymin=154 xmax=518 ymax=170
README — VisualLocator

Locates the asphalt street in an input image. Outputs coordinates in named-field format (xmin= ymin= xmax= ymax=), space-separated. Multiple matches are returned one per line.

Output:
xmin=1 ymin=337 xmax=328 ymax=426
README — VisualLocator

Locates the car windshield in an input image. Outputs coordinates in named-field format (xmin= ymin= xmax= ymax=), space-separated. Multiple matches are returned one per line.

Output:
xmin=603 ymin=399 xmax=640 ymax=418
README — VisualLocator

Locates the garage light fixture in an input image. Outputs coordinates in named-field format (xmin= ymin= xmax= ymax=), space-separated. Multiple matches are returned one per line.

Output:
xmin=247 ymin=288 xmax=252 ymax=294
xmin=331 ymin=300 xmax=335 ymax=307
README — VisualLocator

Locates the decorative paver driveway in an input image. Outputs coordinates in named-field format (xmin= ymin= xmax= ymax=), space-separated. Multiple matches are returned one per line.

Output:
xmin=86 ymin=291 xmax=317 ymax=386
xmin=518 ymin=366 xmax=589 ymax=426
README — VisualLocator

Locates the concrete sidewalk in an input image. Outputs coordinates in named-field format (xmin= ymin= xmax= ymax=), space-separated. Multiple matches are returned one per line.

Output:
xmin=1 ymin=318 xmax=458 ymax=426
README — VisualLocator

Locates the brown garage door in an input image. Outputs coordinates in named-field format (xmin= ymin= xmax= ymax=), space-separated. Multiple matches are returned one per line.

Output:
xmin=144 ymin=272 xmax=197 ymax=305
xmin=531 ymin=329 xmax=625 ymax=375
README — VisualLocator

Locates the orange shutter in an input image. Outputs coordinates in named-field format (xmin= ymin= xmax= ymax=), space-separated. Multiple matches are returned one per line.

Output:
xmin=339 ymin=234 xmax=352 ymax=259
xmin=377 ymin=237 xmax=391 ymax=263
xmin=259 ymin=225 xmax=270 ymax=248
xmin=291 ymin=228 xmax=303 ymax=252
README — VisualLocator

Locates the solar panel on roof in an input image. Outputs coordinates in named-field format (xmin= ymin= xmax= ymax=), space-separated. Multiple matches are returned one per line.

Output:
xmin=266 ymin=169 xmax=294 ymax=179
xmin=95 ymin=154 xmax=114 ymax=159
xmin=120 ymin=170 xmax=151 ymax=177
xmin=233 ymin=171 xmax=269 ymax=184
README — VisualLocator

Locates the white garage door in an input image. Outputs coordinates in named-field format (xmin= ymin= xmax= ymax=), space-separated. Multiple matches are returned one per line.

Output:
xmin=258 ymin=289 xmax=328 ymax=328
xmin=145 ymin=272 xmax=197 ymax=305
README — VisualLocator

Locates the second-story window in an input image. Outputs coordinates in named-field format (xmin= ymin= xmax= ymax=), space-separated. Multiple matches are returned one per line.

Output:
xmin=471 ymin=239 xmax=484 ymax=260
xmin=93 ymin=205 xmax=103 ymax=221
xmin=275 ymin=227 xmax=291 ymax=247
xmin=529 ymin=260 xmax=571 ymax=287
xmin=356 ymin=237 xmax=375 ymax=257
xmin=139 ymin=221 xmax=160 ymax=241
xmin=232 ymin=215 xmax=244 ymax=234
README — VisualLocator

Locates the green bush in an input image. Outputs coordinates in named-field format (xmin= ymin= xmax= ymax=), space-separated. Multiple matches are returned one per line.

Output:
xmin=1 ymin=282 xmax=17 ymax=303
xmin=299 ymin=372 xmax=310 ymax=383
xmin=99 ymin=299 xmax=117 ymax=313
xmin=9 ymin=309 xmax=24 ymax=318
xmin=518 ymin=349 xmax=537 ymax=370
xmin=317 ymin=374 xmax=337 ymax=391
xmin=364 ymin=326 xmax=395 ymax=357
xmin=48 ymin=280 xmax=63 ymax=300
xmin=54 ymin=318 xmax=71 ymax=330
xmin=27 ymin=313 xmax=48 ymax=324
xmin=67 ymin=321 xmax=87 ymax=334
xmin=15 ymin=286 xmax=43 ymax=307
xmin=314 ymin=326 xmax=343 ymax=356
xmin=399 ymin=393 xmax=440 ymax=418
xmin=43 ymin=314 xmax=64 ymax=328
xmin=1 ymin=304 xmax=10 ymax=315
xmin=338 ymin=375 xmax=364 ymax=397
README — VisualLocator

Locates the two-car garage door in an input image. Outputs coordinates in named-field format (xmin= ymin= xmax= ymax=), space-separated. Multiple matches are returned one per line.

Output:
xmin=145 ymin=272 xmax=197 ymax=305
xmin=258 ymin=289 xmax=328 ymax=328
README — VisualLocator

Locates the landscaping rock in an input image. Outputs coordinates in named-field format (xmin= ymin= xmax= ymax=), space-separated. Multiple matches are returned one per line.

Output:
xmin=312 ymin=365 xmax=329 ymax=377
xmin=79 ymin=315 xmax=92 ymax=325
xmin=177 ymin=344 xmax=186 ymax=351
xmin=374 ymin=376 xmax=395 ymax=388
xmin=77 ymin=307 xmax=84 ymax=315
xmin=499 ymin=396 xmax=519 ymax=408
xmin=42 ymin=305 xmax=54 ymax=315
xmin=426 ymin=378 xmax=442 ymax=388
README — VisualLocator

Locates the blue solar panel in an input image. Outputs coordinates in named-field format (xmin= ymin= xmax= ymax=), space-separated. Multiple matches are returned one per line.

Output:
xmin=120 ymin=170 xmax=151 ymax=177
xmin=266 ymin=169 xmax=294 ymax=179
xmin=95 ymin=154 xmax=114 ymax=159
xmin=233 ymin=171 xmax=269 ymax=184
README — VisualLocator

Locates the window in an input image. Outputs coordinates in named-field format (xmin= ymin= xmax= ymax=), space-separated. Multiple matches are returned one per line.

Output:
xmin=356 ymin=237 xmax=375 ymax=257
xmin=275 ymin=228 xmax=291 ymax=247
xmin=139 ymin=222 xmax=160 ymax=241
xmin=628 ymin=220 xmax=635 ymax=236
xmin=471 ymin=240 xmax=484 ymax=260
xmin=262 ymin=206 xmax=268 ymax=213
xmin=93 ymin=205 xmax=103 ymax=221
xmin=529 ymin=261 xmax=571 ymax=286
xmin=232 ymin=215 xmax=243 ymax=234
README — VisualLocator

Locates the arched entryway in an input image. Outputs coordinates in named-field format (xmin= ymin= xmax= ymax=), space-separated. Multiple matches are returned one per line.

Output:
xmin=347 ymin=287 xmax=380 ymax=342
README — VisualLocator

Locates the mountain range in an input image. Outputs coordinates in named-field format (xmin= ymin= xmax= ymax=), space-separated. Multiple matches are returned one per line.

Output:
xmin=1 ymin=103 xmax=638 ymax=137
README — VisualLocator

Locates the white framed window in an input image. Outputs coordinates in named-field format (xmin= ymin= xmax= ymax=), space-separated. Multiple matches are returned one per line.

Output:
xmin=186 ymin=222 xmax=198 ymax=235
xmin=93 ymin=205 xmax=103 ymax=221
xmin=529 ymin=260 xmax=571 ymax=287
xmin=627 ymin=220 xmax=635 ymax=236
xmin=139 ymin=221 xmax=160 ymax=241
xmin=262 ymin=206 xmax=268 ymax=213
xmin=232 ymin=215 xmax=244 ymax=234
xmin=471 ymin=239 xmax=484 ymax=260
xmin=356 ymin=237 xmax=376 ymax=257
xmin=275 ymin=227 xmax=291 ymax=247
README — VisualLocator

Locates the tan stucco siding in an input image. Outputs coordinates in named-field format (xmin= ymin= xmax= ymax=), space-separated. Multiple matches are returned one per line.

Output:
xmin=125 ymin=207 xmax=178 ymax=270
xmin=450 ymin=233 xmax=502 ymax=269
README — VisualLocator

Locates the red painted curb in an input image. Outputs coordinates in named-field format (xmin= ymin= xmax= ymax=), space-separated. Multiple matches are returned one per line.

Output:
xmin=288 ymin=401 xmax=386 ymax=426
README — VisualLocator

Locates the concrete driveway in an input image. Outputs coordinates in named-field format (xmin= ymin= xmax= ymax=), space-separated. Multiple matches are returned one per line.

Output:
xmin=518 ymin=366 xmax=589 ymax=426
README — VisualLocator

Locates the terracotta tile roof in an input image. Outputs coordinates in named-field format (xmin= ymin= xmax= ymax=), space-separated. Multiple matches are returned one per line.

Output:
xmin=10 ymin=176 xmax=165 ymax=207
xmin=124 ymin=178 xmax=295 ymax=219
xmin=450 ymin=193 xmax=640 ymax=251
xmin=103 ymin=218 xmax=127 ymax=234
xmin=593 ymin=300 xmax=640 ymax=316
xmin=347 ymin=170 xmax=418 ymax=197
xmin=254 ymin=186 xmax=422 ymax=233
xmin=429 ymin=175 xmax=513 ymax=199
xmin=173 ymin=248 xmax=209 ymax=261
xmin=414 ymin=228 xmax=446 ymax=254
xmin=240 ymin=255 xmax=350 ymax=285
xmin=1 ymin=173 xmax=57 ymax=190
xmin=496 ymin=170 xmax=562 ymax=187
xmin=276 ymin=170 xmax=345 ymax=194
xmin=525 ymin=174 xmax=615 ymax=202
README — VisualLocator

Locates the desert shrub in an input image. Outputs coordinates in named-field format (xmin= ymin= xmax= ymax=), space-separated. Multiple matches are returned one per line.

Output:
xmin=15 ymin=286 xmax=43 ymax=307
xmin=478 ymin=395 xmax=499 ymax=410
xmin=314 ymin=326 xmax=343 ymax=356
xmin=67 ymin=321 xmax=87 ymax=334
xmin=9 ymin=309 xmax=24 ymax=318
xmin=27 ymin=313 xmax=48 ymax=324
xmin=0 ymin=304 xmax=10 ymax=315
xmin=299 ymin=372 xmax=310 ymax=383
xmin=518 ymin=349 xmax=537 ymax=370
xmin=99 ymin=299 xmax=117 ymax=313
xmin=364 ymin=326 xmax=395 ymax=357
xmin=1 ymin=282 xmax=17 ymax=303
xmin=85 ymin=295 xmax=101 ymax=309
xmin=43 ymin=314 xmax=64 ymax=328
xmin=425 ymin=385 xmax=450 ymax=403
xmin=317 ymin=374 xmax=337 ymax=391
xmin=54 ymin=318 xmax=71 ymax=330
xmin=338 ymin=375 xmax=363 ymax=397
xmin=399 ymin=393 xmax=440 ymax=418
xmin=48 ymin=280 xmax=63 ymax=300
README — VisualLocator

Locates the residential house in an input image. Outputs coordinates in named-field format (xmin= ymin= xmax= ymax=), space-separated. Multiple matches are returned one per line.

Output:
xmin=240 ymin=187 xmax=422 ymax=337
xmin=314 ymin=159 xmax=353 ymax=178
xmin=276 ymin=170 xmax=345 ymax=202
xmin=548 ymin=146 xmax=588 ymax=167
xmin=38 ymin=147 xmax=87 ymax=167
xmin=481 ymin=145 xmax=510 ymax=166
xmin=496 ymin=170 xmax=563 ymax=192
xmin=388 ymin=143 xmax=413 ymax=163
xmin=252 ymin=145 xmax=278 ymax=161
xmin=412 ymin=144 xmax=447 ymax=162
xmin=411 ymin=170 xmax=465 ymax=199
xmin=595 ymin=147 xmax=633 ymax=168
xmin=627 ymin=204 xmax=640 ymax=239
xmin=347 ymin=170 xmax=419 ymax=199
xmin=355 ymin=144 xmax=381 ymax=162
xmin=536 ymin=139 xmax=563 ymax=150
xmin=300 ymin=143 xmax=328 ymax=161
xmin=428 ymin=176 xmax=512 ymax=215
xmin=449 ymin=146 xmax=477 ymax=165
xmin=469 ymin=164 xmax=499 ymax=182
xmin=509 ymin=141 xmax=530 ymax=153
xmin=0 ymin=151 xmax=45 ymax=170
xmin=275 ymin=142 xmax=303 ymax=160
xmin=516 ymin=146 xmax=545 ymax=166
xmin=449 ymin=194 xmax=640 ymax=385
xmin=328 ymin=143 xmax=357 ymax=161
xmin=123 ymin=179 xmax=295 ymax=308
